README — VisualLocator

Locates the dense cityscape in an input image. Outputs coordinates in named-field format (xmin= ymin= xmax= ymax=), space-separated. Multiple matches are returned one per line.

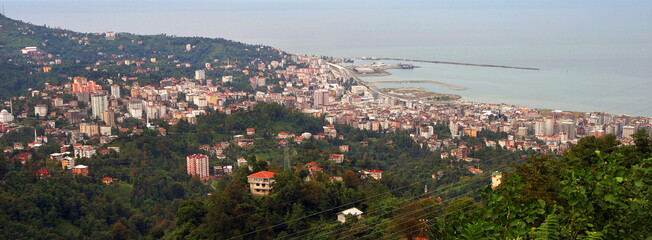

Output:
xmin=0 ymin=13 xmax=650 ymax=240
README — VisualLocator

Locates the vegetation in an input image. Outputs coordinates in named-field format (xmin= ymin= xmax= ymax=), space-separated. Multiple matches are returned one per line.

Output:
xmin=0 ymin=14 xmax=284 ymax=99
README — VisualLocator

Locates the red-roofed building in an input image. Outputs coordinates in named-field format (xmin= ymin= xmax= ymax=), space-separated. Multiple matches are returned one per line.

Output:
xmin=13 ymin=152 xmax=32 ymax=164
xmin=277 ymin=132 xmax=289 ymax=139
xmin=102 ymin=177 xmax=118 ymax=185
xmin=339 ymin=145 xmax=349 ymax=152
xmin=247 ymin=171 xmax=276 ymax=196
xmin=308 ymin=166 xmax=323 ymax=175
xmin=469 ymin=167 xmax=483 ymax=174
xmin=36 ymin=169 xmax=49 ymax=179
xmin=361 ymin=169 xmax=383 ymax=180
xmin=329 ymin=154 xmax=344 ymax=163
xmin=73 ymin=165 xmax=89 ymax=176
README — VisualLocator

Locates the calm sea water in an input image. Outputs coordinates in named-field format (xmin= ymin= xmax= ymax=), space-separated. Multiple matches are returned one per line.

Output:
xmin=340 ymin=44 xmax=652 ymax=116
xmin=7 ymin=0 xmax=652 ymax=116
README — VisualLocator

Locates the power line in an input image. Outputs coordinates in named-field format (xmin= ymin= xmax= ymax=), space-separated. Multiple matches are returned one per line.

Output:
xmin=224 ymin=86 xmax=652 ymax=239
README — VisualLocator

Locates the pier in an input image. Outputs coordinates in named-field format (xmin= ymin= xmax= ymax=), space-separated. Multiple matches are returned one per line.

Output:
xmin=374 ymin=57 xmax=540 ymax=71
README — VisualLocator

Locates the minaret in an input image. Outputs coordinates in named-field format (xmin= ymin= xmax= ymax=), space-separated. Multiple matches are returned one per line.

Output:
xmin=34 ymin=128 xmax=37 ymax=143
xmin=10 ymin=98 xmax=13 ymax=114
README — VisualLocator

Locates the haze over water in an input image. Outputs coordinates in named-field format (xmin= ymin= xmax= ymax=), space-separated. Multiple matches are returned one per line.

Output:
xmin=6 ymin=0 xmax=652 ymax=116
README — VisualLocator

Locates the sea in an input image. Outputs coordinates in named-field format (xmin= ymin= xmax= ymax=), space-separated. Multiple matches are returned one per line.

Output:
xmin=6 ymin=0 xmax=652 ymax=116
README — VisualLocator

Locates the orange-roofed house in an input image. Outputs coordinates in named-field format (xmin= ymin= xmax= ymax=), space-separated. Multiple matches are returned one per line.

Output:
xmin=73 ymin=165 xmax=89 ymax=176
xmin=308 ymin=166 xmax=323 ymax=175
xmin=469 ymin=167 xmax=483 ymax=175
xmin=277 ymin=132 xmax=289 ymax=139
xmin=36 ymin=169 xmax=49 ymax=179
xmin=329 ymin=154 xmax=344 ymax=163
xmin=247 ymin=171 xmax=276 ymax=196
xmin=13 ymin=152 xmax=32 ymax=164
xmin=361 ymin=169 xmax=383 ymax=180
xmin=102 ymin=177 xmax=116 ymax=185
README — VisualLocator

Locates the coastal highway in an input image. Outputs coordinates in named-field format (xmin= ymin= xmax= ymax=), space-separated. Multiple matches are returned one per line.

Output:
xmin=371 ymin=80 xmax=467 ymax=90
xmin=327 ymin=62 xmax=393 ymax=99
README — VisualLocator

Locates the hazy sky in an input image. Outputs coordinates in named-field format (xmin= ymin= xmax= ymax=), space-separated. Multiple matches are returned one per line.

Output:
xmin=5 ymin=0 xmax=652 ymax=54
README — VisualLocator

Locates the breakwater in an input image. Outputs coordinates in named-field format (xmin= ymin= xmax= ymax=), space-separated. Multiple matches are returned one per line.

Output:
xmin=375 ymin=57 xmax=539 ymax=71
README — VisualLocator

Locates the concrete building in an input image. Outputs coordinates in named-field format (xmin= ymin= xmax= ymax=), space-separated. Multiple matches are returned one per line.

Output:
xmin=105 ymin=31 xmax=115 ymax=40
xmin=544 ymin=117 xmax=555 ymax=136
xmin=128 ymin=101 xmax=143 ymax=119
xmin=247 ymin=171 xmax=275 ymax=196
xmin=91 ymin=94 xmax=108 ymax=119
xmin=534 ymin=120 xmax=544 ymax=136
xmin=66 ymin=110 xmax=83 ymax=124
xmin=195 ymin=70 xmax=205 ymax=80
xmin=491 ymin=171 xmax=502 ymax=189
xmin=100 ymin=125 xmax=112 ymax=136
xmin=102 ymin=110 xmax=115 ymax=127
xmin=72 ymin=165 xmax=89 ymax=176
xmin=337 ymin=207 xmax=363 ymax=223
xmin=313 ymin=90 xmax=329 ymax=107
xmin=34 ymin=104 xmax=48 ymax=117
xmin=80 ymin=122 xmax=99 ymax=137
xmin=111 ymin=84 xmax=120 ymax=99
xmin=186 ymin=154 xmax=210 ymax=180
xmin=559 ymin=121 xmax=576 ymax=139
xmin=622 ymin=126 xmax=638 ymax=139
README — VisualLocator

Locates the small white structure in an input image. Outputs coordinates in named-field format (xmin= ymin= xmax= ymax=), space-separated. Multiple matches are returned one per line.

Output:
xmin=0 ymin=109 xmax=14 ymax=123
xmin=337 ymin=207 xmax=363 ymax=223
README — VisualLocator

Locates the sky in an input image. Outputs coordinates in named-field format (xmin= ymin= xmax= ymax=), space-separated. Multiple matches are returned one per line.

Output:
xmin=4 ymin=0 xmax=652 ymax=55
xmin=4 ymin=0 xmax=652 ymax=116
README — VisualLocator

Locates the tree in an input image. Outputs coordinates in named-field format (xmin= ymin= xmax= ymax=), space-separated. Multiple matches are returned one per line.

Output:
xmin=175 ymin=200 xmax=205 ymax=227
xmin=344 ymin=170 xmax=360 ymax=188
xmin=110 ymin=222 xmax=132 ymax=240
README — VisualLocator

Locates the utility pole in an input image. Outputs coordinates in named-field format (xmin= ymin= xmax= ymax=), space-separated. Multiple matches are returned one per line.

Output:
xmin=284 ymin=141 xmax=290 ymax=170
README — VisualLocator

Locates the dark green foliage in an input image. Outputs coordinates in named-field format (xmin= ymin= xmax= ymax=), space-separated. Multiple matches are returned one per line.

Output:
xmin=535 ymin=213 xmax=559 ymax=240
xmin=430 ymin=134 xmax=652 ymax=240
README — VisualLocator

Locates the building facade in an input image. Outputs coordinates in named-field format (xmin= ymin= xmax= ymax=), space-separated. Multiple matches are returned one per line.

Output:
xmin=247 ymin=171 xmax=275 ymax=196
xmin=91 ymin=94 xmax=108 ymax=119
xmin=186 ymin=154 xmax=210 ymax=180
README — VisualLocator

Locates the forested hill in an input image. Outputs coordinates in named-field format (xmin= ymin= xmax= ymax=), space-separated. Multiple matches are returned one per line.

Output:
xmin=1 ymin=102 xmax=650 ymax=239
xmin=0 ymin=14 xmax=283 ymax=99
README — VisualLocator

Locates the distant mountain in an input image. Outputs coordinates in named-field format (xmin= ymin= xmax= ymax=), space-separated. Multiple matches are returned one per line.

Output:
xmin=0 ymin=14 xmax=283 ymax=99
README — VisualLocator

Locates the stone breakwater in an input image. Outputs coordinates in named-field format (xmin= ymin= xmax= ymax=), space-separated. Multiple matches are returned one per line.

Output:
xmin=374 ymin=57 xmax=540 ymax=71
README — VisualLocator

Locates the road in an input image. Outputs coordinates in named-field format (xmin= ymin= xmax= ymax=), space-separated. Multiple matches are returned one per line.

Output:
xmin=327 ymin=62 xmax=394 ymax=99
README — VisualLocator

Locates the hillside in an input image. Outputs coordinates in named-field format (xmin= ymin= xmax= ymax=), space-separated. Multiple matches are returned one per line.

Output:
xmin=1 ymin=102 xmax=649 ymax=239
xmin=0 ymin=14 xmax=283 ymax=99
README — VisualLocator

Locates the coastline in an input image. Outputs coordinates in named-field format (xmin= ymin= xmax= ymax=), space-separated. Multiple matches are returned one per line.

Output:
xmin=370 ymin=80 xmax=467 ymax=91
xmin=332 ymin=61 xmax=596 ymax=117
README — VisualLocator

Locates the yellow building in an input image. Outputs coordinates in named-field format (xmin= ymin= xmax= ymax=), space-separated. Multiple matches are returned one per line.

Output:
xmin=247 ymin=171 xmax=275 ymax=196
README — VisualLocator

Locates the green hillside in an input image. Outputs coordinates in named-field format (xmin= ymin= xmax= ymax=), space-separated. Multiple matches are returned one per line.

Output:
xmin=0 ymin=14 xmax=283 ymax=99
